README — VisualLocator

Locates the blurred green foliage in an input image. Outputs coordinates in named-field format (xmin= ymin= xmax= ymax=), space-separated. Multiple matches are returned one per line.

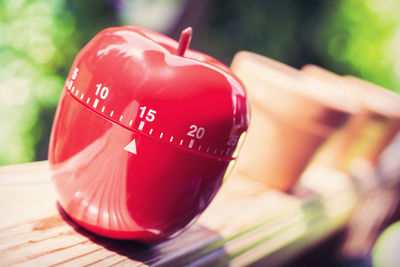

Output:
xmin=318 ymin=0 xmax=400 ymax=92
xmin=200 ymin=0 xmax=400 ymax=93
xmin=0 ymin=0 xmax=117 ymax=165
xmin=0 ymin=0 xmax=76 ymax=165
xmin=0 ymin=0 xmax=399 ymax=166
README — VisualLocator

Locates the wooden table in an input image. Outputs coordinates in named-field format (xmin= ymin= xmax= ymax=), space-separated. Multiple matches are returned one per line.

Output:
xmin=0 ymin=162 xmax=358 ymax=266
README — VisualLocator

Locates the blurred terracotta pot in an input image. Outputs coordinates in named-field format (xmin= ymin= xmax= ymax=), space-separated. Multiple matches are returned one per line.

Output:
xmin=344 ymin=76 xmax=400 ymax=164
xmin=230 ymin=51 xmax=356 ymax=191
xmin=301 ymin=65 xmax=400 ymax=170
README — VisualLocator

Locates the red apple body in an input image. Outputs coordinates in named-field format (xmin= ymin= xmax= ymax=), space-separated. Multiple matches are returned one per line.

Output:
xmin=49 ymin=26 xmax=249 ymax=242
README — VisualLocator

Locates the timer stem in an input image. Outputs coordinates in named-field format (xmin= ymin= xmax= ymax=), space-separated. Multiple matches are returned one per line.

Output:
xmin=177 ymin=27 xmax=193 ymax=57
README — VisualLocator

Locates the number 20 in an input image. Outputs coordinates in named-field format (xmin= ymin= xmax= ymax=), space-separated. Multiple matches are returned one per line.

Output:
xmin=187 ymin=125 xmax=205 ymax=139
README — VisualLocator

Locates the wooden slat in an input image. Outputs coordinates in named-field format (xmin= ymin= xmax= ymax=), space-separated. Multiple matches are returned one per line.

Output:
xmin=0 ymin=162 xmax=358 ymax=266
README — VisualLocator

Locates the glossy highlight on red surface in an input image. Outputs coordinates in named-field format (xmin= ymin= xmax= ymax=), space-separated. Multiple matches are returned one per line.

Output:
xmin=49 ymin=26 xmax=249 ymax=242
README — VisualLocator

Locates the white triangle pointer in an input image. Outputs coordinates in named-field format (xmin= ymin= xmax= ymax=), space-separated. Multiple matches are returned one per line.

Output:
xmin=124 ymin=139 xmax=137 ymax=155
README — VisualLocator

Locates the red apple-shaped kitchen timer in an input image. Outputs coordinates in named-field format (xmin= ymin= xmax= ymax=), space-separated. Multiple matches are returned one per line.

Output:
xmin=48 ymin=26 xmax=249 ymax=242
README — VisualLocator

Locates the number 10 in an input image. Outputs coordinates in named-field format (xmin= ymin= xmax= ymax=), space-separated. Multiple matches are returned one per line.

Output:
xmin=95 ymin=84 xmax=109 ymax=99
